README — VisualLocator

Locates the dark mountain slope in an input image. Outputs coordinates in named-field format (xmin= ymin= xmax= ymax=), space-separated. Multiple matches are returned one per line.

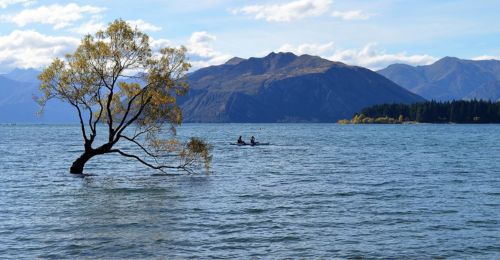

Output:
xmin=467 ymin=81 xmax=500 ymax=101
xmin=180 ymin=52 xmax=425 ymax=122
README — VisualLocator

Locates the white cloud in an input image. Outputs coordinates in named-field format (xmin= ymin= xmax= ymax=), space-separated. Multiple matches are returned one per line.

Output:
xmin=0 ymin=30 xmax=79 ymax=71
xmin=278 ymin=42 xmax=334 ymax=56
xmin=150 ymin=38 xmax=172 ymax=52
xmin=127 ymin=19 xmax=162 ymax=32
xmin=473 ymin=55 xmax=500 ymax=61
xmin=70 ymin=16 xmax=105 ymax=34
xmin=232 ymin=0 xmax=332 ymax=22
xmin=187 ymin=31 xmax=231 ymax=69
xmin=330 ymin=43 xmax=436 ymax=70
xmin=8 ymin=3 xmax=105 ymax=29
xmin=277 ymin=42 xmax=437 ymax=70
xmin=70 ymin=18 xmax=162 ymax=35
xmin=189 ymin=31 xmax=216 ymax=55
xmin=0 ymin=0 xmax=34 ymax=8
xmin=332 ymin=10 xmax=371 ymax=20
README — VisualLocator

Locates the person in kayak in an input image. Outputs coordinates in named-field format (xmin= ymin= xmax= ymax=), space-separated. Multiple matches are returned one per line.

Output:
xmin=237 ymin=136 xmax=246 ymax=145
xmin=250 ymin=136 xmax=256 ymax=145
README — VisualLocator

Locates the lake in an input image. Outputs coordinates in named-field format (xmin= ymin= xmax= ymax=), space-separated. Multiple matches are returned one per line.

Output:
xmin=0 ymin=124 xmax=499 ymax=258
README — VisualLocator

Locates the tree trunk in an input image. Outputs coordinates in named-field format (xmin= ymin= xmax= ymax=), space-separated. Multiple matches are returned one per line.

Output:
xmin=69 ymin=151 xmax=95 ymax=174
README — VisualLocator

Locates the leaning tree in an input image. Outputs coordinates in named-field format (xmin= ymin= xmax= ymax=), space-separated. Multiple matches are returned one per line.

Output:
xmin=37 ymin=19 xmax=211 ymax=174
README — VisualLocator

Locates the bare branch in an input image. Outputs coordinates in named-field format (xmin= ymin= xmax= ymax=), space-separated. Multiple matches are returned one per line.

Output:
xmin=120 ymin=134 xmax=158 ymax=158
xmin=114 ymin=96 xmax=152 ymax=140
xmin=92 ymin=92 xmax=104 ymax=137
xmin=109 ymin=149 xmax=193 ymax=174
xmin=115 ymin=84 xmax=150 ymax=133
xmin=105 ymin=87 xmax=114 ymax=142
xmin=72 ymin=102 xmax=89 ymax=142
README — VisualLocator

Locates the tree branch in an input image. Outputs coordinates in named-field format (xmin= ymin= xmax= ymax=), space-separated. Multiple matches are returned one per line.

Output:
xmin=72 ymin=102 xmax=89 ymax=142
xmin=106 ymin=87 xmax=114 ymax=142
xmin=120 ymin=134 xmax=158 ymax=158
xmin=114 ymin=96 xmax=152 ymax=141
xmin=109 ymin=149 xmax=192 ymax=174
xmin=92 ymin=92 xmax=104 ymax=137
xmin=115 ymin=85 xmax=149 ymax=134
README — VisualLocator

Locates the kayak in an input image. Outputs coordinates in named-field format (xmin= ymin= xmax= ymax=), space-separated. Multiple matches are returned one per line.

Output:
xmin=230 ymin=142 xmax=270 ymax=146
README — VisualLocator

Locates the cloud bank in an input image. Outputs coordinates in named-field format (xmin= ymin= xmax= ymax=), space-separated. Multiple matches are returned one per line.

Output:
xmin=187 ymin=31 xmax=232 ymax=69
xmin=7 ymin=3 xmax=105 ymax=29
xmin=0 ymin=30 xmax=79 ymax=70
xmin=278 ymin=42 xmax=437 ymax=70
xmin=232 ymin=0 xmax=332 ymax=22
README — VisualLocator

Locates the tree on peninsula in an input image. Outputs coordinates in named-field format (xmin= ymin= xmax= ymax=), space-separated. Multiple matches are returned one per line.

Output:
xmin=37 ymin=19 xmax=211 ymax=174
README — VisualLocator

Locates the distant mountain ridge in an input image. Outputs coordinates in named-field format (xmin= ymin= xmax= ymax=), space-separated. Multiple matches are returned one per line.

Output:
xmin=0 ymin=70 xmax=75 ymax=123
xmin=378 ymin=57 xmax=500 ymax=101
xmin=2 ymin=68 xmax=41 ymax=83
xmin=180 ymin=52 xmax=425 ymax=122
xmin=1 ymin=53 xmax=430 ymax=123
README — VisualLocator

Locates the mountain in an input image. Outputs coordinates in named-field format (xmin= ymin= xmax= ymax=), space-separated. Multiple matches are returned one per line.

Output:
xmin=378 ymin=57 xmax=500 ymax=101
xmin=179 ymin=52 xmax=425 ymax=122
xmin=1 ymin=68 xmax=40 ymax=83
xmin=466 ymin=81 xmax=500 ymax=101
xmin=0 ymin=70 xmax=76 ymax=123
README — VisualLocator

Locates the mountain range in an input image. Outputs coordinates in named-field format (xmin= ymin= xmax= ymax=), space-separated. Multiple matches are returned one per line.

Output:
xmin=2 ymin=54 xmax=500 ymax=123
xmin=0 ymin=69 xmax=74 ymax=123
xmin=378 ymin=57 xmax=500 ymax=101
xmin=179 ymin=52 xmax=423 ymax=122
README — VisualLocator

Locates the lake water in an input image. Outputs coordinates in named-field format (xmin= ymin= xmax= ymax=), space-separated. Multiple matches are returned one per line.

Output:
xmin=0 ymin=124 xmax=499 ymax=259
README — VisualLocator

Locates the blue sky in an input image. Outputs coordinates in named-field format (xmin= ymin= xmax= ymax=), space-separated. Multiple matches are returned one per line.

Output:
xmin=1 ymin=0 xmax=500 ymax=72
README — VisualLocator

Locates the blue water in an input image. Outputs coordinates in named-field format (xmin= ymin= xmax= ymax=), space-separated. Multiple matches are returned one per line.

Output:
xmin=0 ymin=124 xmax=499 ymax=259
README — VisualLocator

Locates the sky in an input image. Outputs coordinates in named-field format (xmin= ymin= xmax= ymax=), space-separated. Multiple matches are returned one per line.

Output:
xmin=1 ymin=0 xmax=500 ymax=73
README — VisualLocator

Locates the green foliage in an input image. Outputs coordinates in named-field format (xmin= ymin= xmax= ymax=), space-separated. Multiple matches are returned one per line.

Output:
xmin=360 ymin=100 xmax=500 ymax=123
